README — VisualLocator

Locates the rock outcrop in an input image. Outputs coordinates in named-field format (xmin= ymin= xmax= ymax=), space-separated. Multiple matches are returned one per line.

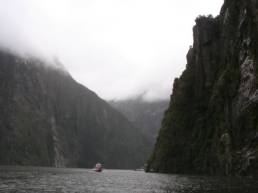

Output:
xmin=147 ymin=0 xmax=258 ymax=176
xmin=0 ymin=51 xmax=149 ymax=169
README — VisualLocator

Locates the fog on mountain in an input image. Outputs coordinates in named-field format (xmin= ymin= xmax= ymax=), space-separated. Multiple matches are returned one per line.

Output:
xmin=1 ymin=0 xmax=258 ymax=193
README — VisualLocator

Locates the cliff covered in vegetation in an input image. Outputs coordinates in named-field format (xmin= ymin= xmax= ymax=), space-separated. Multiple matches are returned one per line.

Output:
xmin=0 ymin=51 xmax=149 ymax=169
xmin=148 ymin=0 xmax=258 ymax=176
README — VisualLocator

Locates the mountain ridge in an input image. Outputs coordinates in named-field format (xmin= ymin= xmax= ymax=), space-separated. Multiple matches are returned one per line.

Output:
xmin=109 ymin=98 xmax=169 ymax=149
xmin=0 ymin=50 xmax=149 ymax=169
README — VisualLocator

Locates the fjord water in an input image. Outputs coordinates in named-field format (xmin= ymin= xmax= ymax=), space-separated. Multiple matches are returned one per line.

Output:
xmin=0 ymin=167 xmax=258 ymax=193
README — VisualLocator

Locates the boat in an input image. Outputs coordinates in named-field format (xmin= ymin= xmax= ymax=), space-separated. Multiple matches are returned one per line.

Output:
xmin=93 ymin=163 xmax=102 ymax=172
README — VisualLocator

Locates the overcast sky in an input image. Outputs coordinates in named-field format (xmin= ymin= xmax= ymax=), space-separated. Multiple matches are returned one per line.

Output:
xmin=0 ymin=0 xmax=223 ymax=100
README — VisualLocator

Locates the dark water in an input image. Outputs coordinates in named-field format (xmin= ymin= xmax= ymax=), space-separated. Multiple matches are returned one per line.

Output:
xmin=0 ymin=166 xmax=258 ymax=193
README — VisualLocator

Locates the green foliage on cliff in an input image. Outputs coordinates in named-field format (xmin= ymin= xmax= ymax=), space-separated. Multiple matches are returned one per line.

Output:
xmin=0 ymin=51 xmax=149 ymax=169
xmin=147 ymin=0 xmax=258 ymax=176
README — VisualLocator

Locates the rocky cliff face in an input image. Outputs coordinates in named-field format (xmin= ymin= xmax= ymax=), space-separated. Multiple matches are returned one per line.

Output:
xmin=0 ymin=51 xmax=148 ymax=169
xmin=147 ymin=0 xmax=258 ymax=176
xmin=109 ymin=98 xmax=169 ymax=148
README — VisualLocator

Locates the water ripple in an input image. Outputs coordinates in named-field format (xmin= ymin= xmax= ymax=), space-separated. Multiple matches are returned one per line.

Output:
xmin=0 ymin=166 xmax=258 ymax=193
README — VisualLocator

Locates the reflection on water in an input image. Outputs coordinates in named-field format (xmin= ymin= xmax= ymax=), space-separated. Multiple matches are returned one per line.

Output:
xmin=0 ymin=166 xmax=258 ymax=193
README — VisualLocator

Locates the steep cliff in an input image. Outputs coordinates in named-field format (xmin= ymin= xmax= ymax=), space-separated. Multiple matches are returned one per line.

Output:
xmin=147 ymin=0 xmax=258 ymax=176
xmin=0 ymin=51 xmax=149 ymax=169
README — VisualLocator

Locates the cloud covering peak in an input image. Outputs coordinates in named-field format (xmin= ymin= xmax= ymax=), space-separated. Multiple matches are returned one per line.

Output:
xmin=0 ymin=0 xmax=223 ymax=100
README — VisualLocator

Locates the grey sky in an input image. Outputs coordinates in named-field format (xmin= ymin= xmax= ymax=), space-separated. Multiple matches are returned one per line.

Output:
xmin=0 ymin=0 xmax=223 ymax=100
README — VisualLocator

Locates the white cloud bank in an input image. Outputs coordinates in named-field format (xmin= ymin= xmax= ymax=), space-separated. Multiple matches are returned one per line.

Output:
xmin=0 ymin=0 xmax=223 ymax=100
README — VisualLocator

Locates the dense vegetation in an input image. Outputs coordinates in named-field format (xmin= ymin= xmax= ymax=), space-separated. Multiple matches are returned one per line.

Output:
xmin=0 ymin=51 xmax=149 ymax=169
xmin=147 ymin=0 xmax=258 ymax=176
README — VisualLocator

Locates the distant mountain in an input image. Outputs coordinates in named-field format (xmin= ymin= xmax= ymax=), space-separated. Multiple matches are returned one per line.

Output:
xmin=0 ymin=50 xmax=149 ymax=169
xmin=109 ymin=98 xmax=169 ymax=148
xmin=147 ymin=0 xmax=258 ymax=176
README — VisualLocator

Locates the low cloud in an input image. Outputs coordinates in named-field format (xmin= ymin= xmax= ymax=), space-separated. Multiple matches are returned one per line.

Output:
xmin=0 ymin=0 xmax=223 ymax=100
